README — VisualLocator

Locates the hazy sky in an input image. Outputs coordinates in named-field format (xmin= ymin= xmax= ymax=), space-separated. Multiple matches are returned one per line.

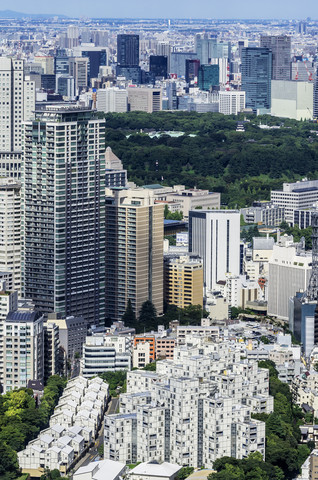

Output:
xmin=6 ymin=0 xmax=318 ymax=19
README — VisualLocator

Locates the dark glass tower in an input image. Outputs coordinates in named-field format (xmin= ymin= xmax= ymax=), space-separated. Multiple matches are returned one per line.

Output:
xmin=198 ymin=64 xmax=219 ymax=91
xmin=117 ymin=34 xmax=139 ymax=66
xmin=241 ymin=47 xmax=272 ymax=113
xmin=21 ymin=106 xmax=106 ymax=325
xmin=149 ymin=56 xmax=168 ymax=79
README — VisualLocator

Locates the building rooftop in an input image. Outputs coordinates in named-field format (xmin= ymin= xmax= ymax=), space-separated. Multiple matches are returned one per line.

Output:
xmin=6 ymin=310 xmax=43 ymax=323
xmin=131 ymin=461 xmax=181 ymax=477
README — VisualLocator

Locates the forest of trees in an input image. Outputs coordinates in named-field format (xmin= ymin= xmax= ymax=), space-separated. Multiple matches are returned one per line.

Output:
xmin=101 ymin=111 xmax=318 ymax=208
xmin=0 ymin=376 xmax=67 ymax=480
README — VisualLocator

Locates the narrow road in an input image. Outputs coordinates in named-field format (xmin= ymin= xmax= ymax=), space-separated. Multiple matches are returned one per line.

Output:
xmin=108 ymin=397 xmax=119 ymax=415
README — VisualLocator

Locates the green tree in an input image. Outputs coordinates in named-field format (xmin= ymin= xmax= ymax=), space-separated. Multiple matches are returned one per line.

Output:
xmin=121 ymin=299 xmax=136 ymax=329
xmin=164 ymin=204 xmax=183 ymax=220
xmin=176 ymin=467 xmax=194 ymax=480
xmin=0 ymin=439 xmax=19 ymax=477
xmin=260 ymin=335 xmax=270 ymax=344
xmin=138 ymin=300 xmax=158 ymax=332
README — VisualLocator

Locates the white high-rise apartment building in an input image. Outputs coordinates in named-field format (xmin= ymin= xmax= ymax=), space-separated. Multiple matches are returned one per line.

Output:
xmin=0 ymin=178 xmax=21 ymax=293
xmin=219 ymin=90 xmax=246 ymax=115
xmin=104 ymin=339 xmax=272 ymax=468
xmin=96 ymin=88 xmax=128 ymax=113
xmin=0 ymin=308 xmax=44 ymax=392
xmin=189 ymin=210 xmax=240 ymax=293
xmin=0 ymin=58 xmax=35 ymax=178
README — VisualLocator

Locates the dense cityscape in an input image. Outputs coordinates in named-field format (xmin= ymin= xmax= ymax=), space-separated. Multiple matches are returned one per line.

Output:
xmin=1 ymin=6 xmax=318 ymax=480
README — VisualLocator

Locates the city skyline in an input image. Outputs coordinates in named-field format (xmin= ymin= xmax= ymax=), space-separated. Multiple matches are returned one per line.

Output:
xmin=2 ymin=0 xmax=318 ymax=19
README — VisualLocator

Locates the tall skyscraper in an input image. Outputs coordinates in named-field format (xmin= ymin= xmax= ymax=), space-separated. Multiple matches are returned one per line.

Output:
xmin=260 ymin=35 xmax=291 ymax=80
xmin=105 ymin=188 xmax=164 ymax=321
xmin=189 ymin=210 xmax=240 ymax=294
xmin=117 ymin=34 xmax=139 ymax=67
xmin=241 ymin=47 xmax=272 ymax=113
xmin=21 ymin=106 xmax=106 ymax=325
xmin=0 ymin=178 xmax=21 ymax=293
xmin=0 ymin=58 xmax=35 ymax=178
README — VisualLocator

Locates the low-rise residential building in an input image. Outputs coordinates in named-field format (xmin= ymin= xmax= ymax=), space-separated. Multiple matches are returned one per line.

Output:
xmin=74 ymin=459 xmax=126 ymax=480
xmin=133 ymin=342 xmax=151 ymax=369
xmin=156 ymin=338 xmax=176 ymax=359
xmin=292 ymin=372 xmax=318 ymax=417
xmin=176 ymin=325 xmax=220 ymax=343
xmin=81 ymin=334 xmax=132 ymax=377
xmin=19 ymin=376 xmax=108 ymax=477
xmin=129 ymin=461 xmax=181 ymax=480
xmin=134 ymin=336 xmax=156 ymax=362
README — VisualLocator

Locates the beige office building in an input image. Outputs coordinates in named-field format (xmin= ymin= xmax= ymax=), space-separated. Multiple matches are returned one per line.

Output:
xmin=128 ymin=87 xmax=162 ymax=112
xmin=105 ymin=188 xmax=164 ymax=320
xmin=164 ymin=254 xmax=203 ymax=309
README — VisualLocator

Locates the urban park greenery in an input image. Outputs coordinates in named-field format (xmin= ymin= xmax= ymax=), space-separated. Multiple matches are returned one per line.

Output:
xmin=102 ymin=111 xmax=318 ymax=209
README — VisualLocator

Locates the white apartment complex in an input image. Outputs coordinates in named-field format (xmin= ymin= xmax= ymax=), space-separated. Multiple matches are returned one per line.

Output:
xmin=19 ymin=376 xmax=109 ymax=477
xmin=104 ymin=339 xmax=273 ymax=468
xmin=271 ymin=179 xmax=318 ymax=224
xmin=219 ymin=90 xmax=246 ymax=115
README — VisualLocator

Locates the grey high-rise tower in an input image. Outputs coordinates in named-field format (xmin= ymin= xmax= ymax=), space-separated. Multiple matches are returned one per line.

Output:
xmin=260 ymin=35 xmax=291 ymax=80
xmin=21 ymin=106 xmax=106 ymax=324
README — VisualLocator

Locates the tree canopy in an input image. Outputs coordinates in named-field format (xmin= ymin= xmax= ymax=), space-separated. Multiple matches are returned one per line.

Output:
xmin=0 ymin=375 xmax=67 ymax=479
xmin=101 ymin=111 xmax=318 ymax=208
